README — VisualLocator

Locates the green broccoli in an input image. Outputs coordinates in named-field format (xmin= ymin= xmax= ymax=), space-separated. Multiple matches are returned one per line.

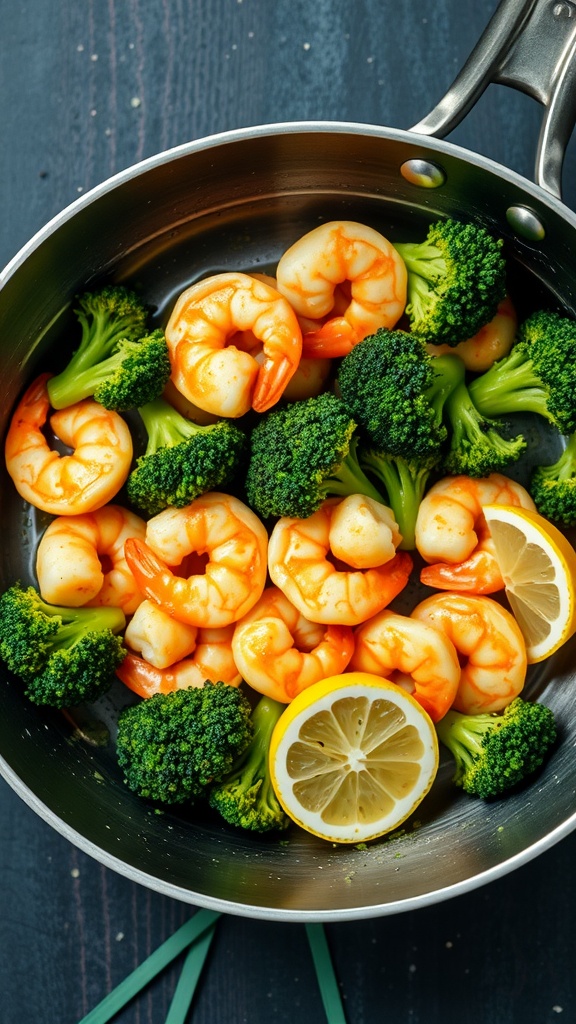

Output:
xmin=244 ymin=391 xmax=387 ymax=520
xmin=469 ymin=310 xmax=576 ymax=435
xmin=529 ymin=431 xmax=576 ymax=527
xmin=46 ymin=285 xmax=171 ymax=411
xmin=441 ymin=376 xmax=526 ymax=478
xmin=0 ymin=583 xmax=126 ymax=708
xmin=126 ymin=396 xmax=248 ymax=517
xmin=435 ymin=697 xmax=557 ymax=799
xmin=209 ymin=695 xmax=289 ymax=833
xmin=393 ymin=217 xmax=506 ymax=347
xmin=337 ymin=328 xmax=463 ymax=459
xmin=116 ymin=682 xmax=254 ymax=804
xmin=338 ymin=330 xmax=524 ymax=478
xmin=359 ymin=449 xmax=437 ymax=551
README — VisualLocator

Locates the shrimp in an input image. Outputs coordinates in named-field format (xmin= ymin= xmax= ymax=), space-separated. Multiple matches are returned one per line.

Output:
xmin=350 ymin=609 xmax=461 ymax=722
xmin=4 ymin=373 xmax=133 ymax=515
xmin=275 ymin=221 xmax=407 ymax=357
xmin=35 ymin=504 xmax=147 ymax=614
xmin=411 ymin=593 xmax=527 ymax=714
xmin=124 ymin=491 xmax=268 ymax=628
xmin=124 ymin=599 xmax=199 ymax=668
xmin=232 ymin=586 xmax=355 ymax=702
xmin=267 ymin=497 xmax=413 ymax=626
xmin=251 ymin=272 xmax=333 ymax=400
xmin=415 ymin=473 xmax=536 ymax=594
xmin=426 ymin=296 xmax=517 ymax=372
xmin=117 ymin=625 xmax=241 ymax=698
xmin=164 ymin=271 xmax=303 ymax=418
xmin=328 ymin=494 xmax=402 ymax=569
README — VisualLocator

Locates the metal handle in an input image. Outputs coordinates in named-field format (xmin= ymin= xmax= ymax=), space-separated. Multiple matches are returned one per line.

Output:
xmin=411 ymin=0 xmax=576 ymax=199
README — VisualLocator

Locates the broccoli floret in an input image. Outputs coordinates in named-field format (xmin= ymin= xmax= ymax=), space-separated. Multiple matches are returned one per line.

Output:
xmin=87 ymin=330 xmax=172 ymax=411
xmin=442 ymin=377 xmax=526 ymax=478
xmin=116 ymin=682 xmax=254 ymax=804
xmin=359 ymin=449 xmax=435 ymax=551
xmin=394 ymin=217 xmax=506 ymax=347
xmin=436 ymin=698 xmax=557 ymax=799
xmin=46 ymin=285 xmax=170 ymax=410
xmin=244 ymin=391 xmax=387 ymax=520
xmin=469 ymin=310 xmax=576 ymax=434
xmin=127 ymin=396 xmax=248 ymax=517
xmin=337 ymin=329 xmax=465 ymax=459
xmin=209 ymin=695 xmax=289 ymax=832
xmin=0 ymin=583 xmax=126 ymax=708
xmin=529 ymin=430 xmax=576 ymax=527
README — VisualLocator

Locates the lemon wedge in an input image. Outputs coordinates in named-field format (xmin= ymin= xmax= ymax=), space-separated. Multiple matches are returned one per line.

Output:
xmin=483 ymin=504 xmax=576 ymax=663
xmin=269 ymin=672 xmax=439 ymax=844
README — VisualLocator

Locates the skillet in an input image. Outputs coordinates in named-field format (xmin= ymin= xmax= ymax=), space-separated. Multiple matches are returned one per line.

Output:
xmin=1 ymin=0 xmax=576 ymax=921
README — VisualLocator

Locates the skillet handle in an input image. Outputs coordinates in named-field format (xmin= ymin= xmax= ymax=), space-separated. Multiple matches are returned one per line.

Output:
xmin=410 ymin=0 xmax=576 ymax=200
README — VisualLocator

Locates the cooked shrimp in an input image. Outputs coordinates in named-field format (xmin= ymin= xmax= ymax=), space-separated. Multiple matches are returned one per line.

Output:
xmin=231 ymin=586 xmax=355 ymax=702
xmin=275 ymin=221 xmax=407 ymax=357
xmin=124 ymin=491 xmax=268 ymax=627
xmin=117 ymin=625 xmax=241 ymax=698
xmin=350 ymin=609 xmax=461 ymax=722
xmin=251 ymin=272 xmax=333 ymax=400
xmin=161 ymin=378 xmax=221 ymax=426
xmin=165 ymin=271 xmax=302 ymax=417
xmin=328 ymin=493 xmax=402 ymax=568
xmin=35 ymin=504 xmax=146 ymax=614
xmin=4 ymin=373 xmax=133 ymax=515
xmin=268 ymin=497 xmax=413 ymax=626
xmin=124 ymin=599 xmax=199 ymax=668
xmin=415 ymin=473 xmax=536 ymax=594
xmin=411 ymin=593 xmax=527 ymax=714
xmin=426 ymin=296 xmax=517 ymax=372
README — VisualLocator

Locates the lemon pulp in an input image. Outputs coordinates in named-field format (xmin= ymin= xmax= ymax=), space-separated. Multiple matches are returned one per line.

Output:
xmin=483 ymin=504 xmax=576 ymax=662
xmin=269 ymin=672 xmax=439 ymax=843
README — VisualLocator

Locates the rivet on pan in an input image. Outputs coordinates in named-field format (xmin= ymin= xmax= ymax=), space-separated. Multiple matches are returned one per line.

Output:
xmin=400 ymin=159 xmax=446 ymax=188
xmin=553 ymin=2 xmax=575 ymax=19
xmin=505 ymin=205 xmax=546 ymax=241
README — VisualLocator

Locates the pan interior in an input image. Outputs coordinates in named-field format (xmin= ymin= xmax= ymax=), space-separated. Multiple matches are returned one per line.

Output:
xmin=1 ymin=126 xmax=575 ymax=920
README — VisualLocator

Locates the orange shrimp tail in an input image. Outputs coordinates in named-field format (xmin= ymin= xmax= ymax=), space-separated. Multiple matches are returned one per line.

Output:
xmin=252 ymin=355 xmax=297 ymax=413
xmin=124 ymin=536 xmax=175 ymax=604
xmin=412 ymin=686 xmax=456 ymax=724
xmin=5 ymin=372 xmax=53 ymax=445
xmin=382 ymin=551 xmax=414 ymax=600
xmin=301 ymin=317 xmax=358 ymax=358
xmin=116 ymin=652 xmax=171 ymax=698
xmin=326 ymin=624 xmax=356 ymax=668
xmin=420 ymin=553 xmax=504 ymax=595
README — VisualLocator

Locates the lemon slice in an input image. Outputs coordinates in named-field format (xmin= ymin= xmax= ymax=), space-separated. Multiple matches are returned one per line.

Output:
xmin=483 ymin=504 xmax=576 ymax=663
xmin=269 ymin=672 xmax=439 ymax=844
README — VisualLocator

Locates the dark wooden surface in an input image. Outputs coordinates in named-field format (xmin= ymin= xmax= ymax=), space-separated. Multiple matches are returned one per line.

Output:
xmin=2 ymin=2 xmax=576 ymax=1022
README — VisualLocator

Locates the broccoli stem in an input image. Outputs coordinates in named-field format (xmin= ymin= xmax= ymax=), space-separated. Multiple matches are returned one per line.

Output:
xmin=426 ymin=353 xmax=466 ymax=421
xmin=229 ymin=695 xmax=285 ymax=798
xmin=69 ymin=306 xmax=124 ymax=370
xmin=537 ymin=430 xmax=576 ymax=482
xmin=445 ymin=378 xmax=525 ymax=471
xmin=435 ymin=708 xmax=492 ymax=774
xmin=321 ymin=436 xmax=386 ymax=504
xmin=469 ymin=346 xmax=553 ymax=421
xmin=360 ymin=451 xmax=431 ymax=551
xmin=49 ymin=350 xmax=129 ymax=407
xmin=393 ymin=242 xmax=447 ymax=282
xmin=138 ymin=396 xmax=204 ymax=453
xmin=42 ymin=603 xmax=126 ymax=649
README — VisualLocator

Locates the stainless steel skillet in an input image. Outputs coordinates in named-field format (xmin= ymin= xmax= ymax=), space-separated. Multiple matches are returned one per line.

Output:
xmin=1 ymin=0 xmax=576 ymax=922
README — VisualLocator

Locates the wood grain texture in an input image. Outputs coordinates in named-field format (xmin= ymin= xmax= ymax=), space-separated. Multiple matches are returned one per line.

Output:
xmin=1 ymin=1 xmax=576 ymax=1021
